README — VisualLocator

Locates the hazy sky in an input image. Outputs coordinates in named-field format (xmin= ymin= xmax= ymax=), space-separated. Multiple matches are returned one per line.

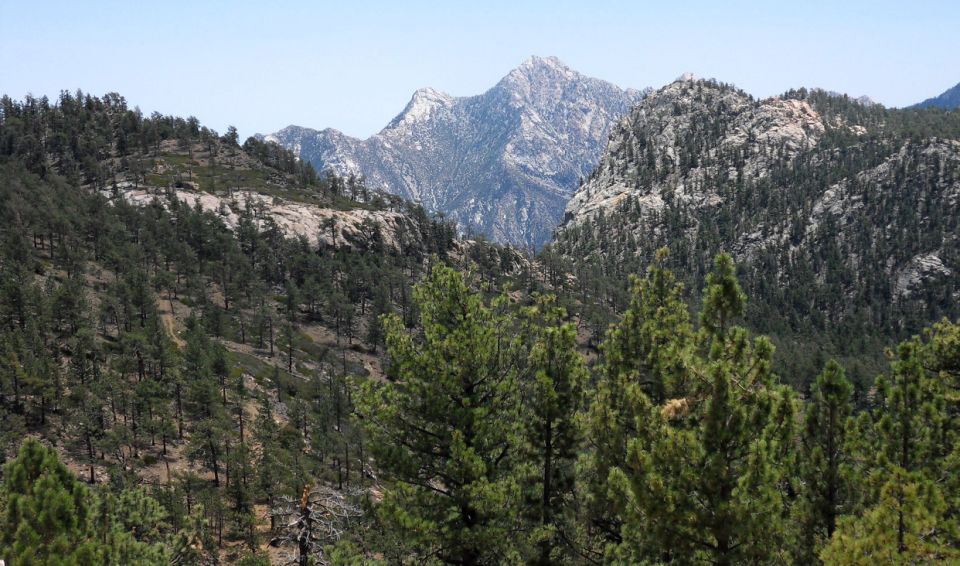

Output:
xmin=3 ymin=0 xmax=958 ymax=140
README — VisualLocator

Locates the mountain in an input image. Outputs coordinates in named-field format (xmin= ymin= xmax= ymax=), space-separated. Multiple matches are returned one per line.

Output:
xmin=552 ymin=76 xmax=960 ymax=383
xmin=265 ymin=56 xmax=645 ymax=249
xmin=913 ymin=81 xmax=960 ymax=109
xmin=5 ymin=89 xmax=960 ymax=565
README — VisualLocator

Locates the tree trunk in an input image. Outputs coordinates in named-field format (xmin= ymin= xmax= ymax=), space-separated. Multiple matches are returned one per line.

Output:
xmin=176 ymin=383 xmax=184 ymax=439
xmin=209 ymin=438 xmax=220 ymax=487
xmin=86 ymin=434 xmax=95 ymax=484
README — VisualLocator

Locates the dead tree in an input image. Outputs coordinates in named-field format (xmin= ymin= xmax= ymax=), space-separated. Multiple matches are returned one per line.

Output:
xmin=269 ymin=483 xmax=363 ymax=566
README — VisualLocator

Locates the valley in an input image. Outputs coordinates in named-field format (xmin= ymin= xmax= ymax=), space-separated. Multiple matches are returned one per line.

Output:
xmin=2 ymin=47 xmax=960 ymax=566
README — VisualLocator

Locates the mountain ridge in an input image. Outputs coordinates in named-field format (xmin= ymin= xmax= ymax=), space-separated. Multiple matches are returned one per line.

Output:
xmin=552 ymin=77 xmax=960 ymax=380
xmin=912 ymin=80 xmax=960 ymax=109
xmin=264 ymin=56 xmax=646 ymax=248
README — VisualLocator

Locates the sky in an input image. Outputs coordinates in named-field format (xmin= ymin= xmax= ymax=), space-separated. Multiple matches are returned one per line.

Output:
xmin=3 ymin=0 xmax=959 ymax=140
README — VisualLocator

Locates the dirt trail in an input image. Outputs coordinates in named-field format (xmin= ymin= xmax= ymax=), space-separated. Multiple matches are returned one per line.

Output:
xmin=158 ymin=299 xmax=187 ymax=348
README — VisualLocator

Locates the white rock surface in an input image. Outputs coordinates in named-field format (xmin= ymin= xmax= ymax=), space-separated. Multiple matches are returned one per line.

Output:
xmin=108 ymin=184 xmax=418 ymax=252
xmin=896 ymin=253 xmax=952 ymax=297
xmin=564 ymin=78 xmax=825 ymax=225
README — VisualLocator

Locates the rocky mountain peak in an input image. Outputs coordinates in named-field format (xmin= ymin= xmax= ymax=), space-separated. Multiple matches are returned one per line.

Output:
xmin=517 ymin=55 xmax=570 ymax=73
xmin=265 ymin=57 xmax=645 ymax=248
xmin=563 ymin=78 xmax=824 ymax=224
xmin=496 ymin=56 xmax=586 ymax=102
xmin=409 ymin=86 xmax=454 ymax=106
xmin=386 ymin=87 xmax=455 ymax=130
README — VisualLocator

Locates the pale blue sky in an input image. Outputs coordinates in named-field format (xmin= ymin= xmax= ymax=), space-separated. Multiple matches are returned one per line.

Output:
xmin=2 ymin=0 xmax=958 ymax=139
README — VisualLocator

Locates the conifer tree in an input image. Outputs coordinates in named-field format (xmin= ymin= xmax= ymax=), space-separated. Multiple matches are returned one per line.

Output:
xmin=1 ymin=439 xmax=101 ymax=563
xmin=579 ymin=248 xmax=693 ymax=552
xmin=170 ymin=503 xmax=219 ymax=565
xmin=827 ymin=326 xmax=960 ymax=560
xmin=92 ymin=486 xmax=171 ymax=565
xmin=792 ymin=359 xmax=854 ymax=564
xmin=821 ymin=469 xmax=958 ymax=564
xmin=357 ymin=264 xmax=521 ymax=565
xmin=253 ymin=395 xmax=293 ymax=532
xmin=518 ymin=297 xmax=587 ymax=565
xmin=609 ymin=253 xmax=795 ymax=565
xmin=182 ymin=317 xmax=229 ymax=487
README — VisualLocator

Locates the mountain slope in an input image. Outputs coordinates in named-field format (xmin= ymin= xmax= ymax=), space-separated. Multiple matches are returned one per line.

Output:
xmin=0 ymin=91 xmax=532 ymax=563
xmin=266 ymin=56 xmax=645 ymax=249
xmin=913 ymin=81 xmax=960 ymax=109
xmin=552 ymin=77 xmax=960 ymax=383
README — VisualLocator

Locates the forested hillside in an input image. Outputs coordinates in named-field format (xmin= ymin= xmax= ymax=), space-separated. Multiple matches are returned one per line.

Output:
xmin=2 ymin=91 xmax=960 ymax=565
xmin=0 ymin=91 xmax=522 ymax=564
xmin=551 ymin=77 xmax=960 ymax=388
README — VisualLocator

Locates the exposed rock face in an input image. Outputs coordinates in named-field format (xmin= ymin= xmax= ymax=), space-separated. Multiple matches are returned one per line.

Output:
xmin=912 ymin=81 xmax=960 ymax=109
xmin=554 ymin=77 xmax=960 ymax=332
xmin=265 ymin=56 xmax=645 ymax=249
xmin=109 ymin=184 xmax=424 ymax=253
xmin=564 ymin=78 xmax=825 ymax=223
xmin=896 ymin=253 xmax=952 ymax=298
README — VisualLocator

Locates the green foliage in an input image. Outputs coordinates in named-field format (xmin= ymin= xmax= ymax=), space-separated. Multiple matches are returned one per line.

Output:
xmin=578 ymin=248 xmax=694 ymax=555
xmin=595 ymin=253 xmax=796 ymax=564
xmin=1 ymin=439 xmax=102 ymax=564
xmin=821 ymin=470 xmax=958 ymax=565
xmin=825 ymin=320 xmax=960 ymax=562
xmin=0 ymin=438 xmax=169 ymax=565
xmin=357 ymin=264 xmax=522 ymax=564
xmin=791 ymin=360 xmax=855 ymax=563
xmin=517 ymin=297 xmax=587 ymax=564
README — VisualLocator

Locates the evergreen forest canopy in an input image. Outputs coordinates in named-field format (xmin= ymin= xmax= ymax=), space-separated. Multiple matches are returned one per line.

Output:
xmin=0 ymin=90 xmax=959 ymax=565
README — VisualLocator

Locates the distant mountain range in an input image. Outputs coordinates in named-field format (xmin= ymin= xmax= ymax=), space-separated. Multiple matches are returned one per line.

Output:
xmin=913 ymin=81 xmax=960 ymax=109
xmin=264 ymin=56 xmax=645 ymax=249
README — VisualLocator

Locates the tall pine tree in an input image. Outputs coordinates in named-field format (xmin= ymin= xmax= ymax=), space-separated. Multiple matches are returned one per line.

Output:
xmin=792 ymin=359 xmax=854 ymax=564
xmin=826 ymin=323 xmax=960 ymax=561
xmin=357 ymin=264 xmax=522 ymax=564
xmin=608 ymin=253 xmax=796 ymax=565
xmin=518 ymin=297 xmax=587 ymax=564
xmin=579 ymin=248 xmax=693 ymax=555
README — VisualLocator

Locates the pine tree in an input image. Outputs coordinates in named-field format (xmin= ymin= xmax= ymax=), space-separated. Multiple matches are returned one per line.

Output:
xmin=170 ymin=503 xmax=219 ymax=565
xmin=579 ymin=248 xmax=693 ymax=553
xmin=253 ymin=395 xmax=293 ymax=532
xmin=608 ymin=253 xmax=795 ymax=565
xmin=828 ymin=325 xmax=960 ymax=560
xmin=182 ymin=317 xmax=229 ymax=487
xmin=92 ymin=486 xmax=170 ymax=565
xmin=821 ymin=469 xmax=958 ymax=564
xmin=357 ymin=264 xmax=521 ymax=564
xmin=0 ymin=438 xmax=101 ymax=563
xmin=518 ymin=297 xmax=587 ymax=564
xmin=792 ymin=359 xmax=854 ymax=564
